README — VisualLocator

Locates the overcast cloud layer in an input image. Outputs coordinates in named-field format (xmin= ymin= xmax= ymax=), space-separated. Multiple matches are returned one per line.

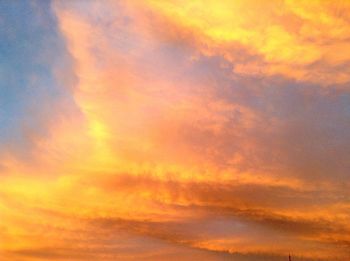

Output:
xmin=1 ymin=1 xmax=350 ymax=260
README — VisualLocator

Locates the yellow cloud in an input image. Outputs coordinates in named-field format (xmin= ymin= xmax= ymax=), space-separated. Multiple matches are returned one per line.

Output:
xmin=1 ymin=1 xmax=350 ymax=260
xmin=139 ymin=0 xmax=350 ymax=86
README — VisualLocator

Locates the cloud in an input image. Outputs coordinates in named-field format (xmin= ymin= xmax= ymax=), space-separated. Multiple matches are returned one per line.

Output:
xmin=134 ymin=0 xmax=350 ymax=86
xmin=1 ymin=0 xmax=350 ymax=260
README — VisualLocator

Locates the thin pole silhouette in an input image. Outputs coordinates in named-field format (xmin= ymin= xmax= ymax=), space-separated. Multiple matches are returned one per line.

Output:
xmin=289 ymin=253 xmax=292 ymax=261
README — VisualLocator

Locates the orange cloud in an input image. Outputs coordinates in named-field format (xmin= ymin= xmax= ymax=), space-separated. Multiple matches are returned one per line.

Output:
xmin=1 ymin=1 xmax=350 ymax=260
xmin=135 ymin=0 xmax=350 ymax=86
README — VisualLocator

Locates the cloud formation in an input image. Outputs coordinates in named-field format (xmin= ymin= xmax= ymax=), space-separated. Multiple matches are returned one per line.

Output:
xmin=137 ymin=0 xmax=350 ymax=86
xmin=0 ymin=0 xmax=350 ymax=260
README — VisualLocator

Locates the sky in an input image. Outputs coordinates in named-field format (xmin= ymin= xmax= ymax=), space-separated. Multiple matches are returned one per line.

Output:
xmin=0 ymin=0 xmax=350 ymax=260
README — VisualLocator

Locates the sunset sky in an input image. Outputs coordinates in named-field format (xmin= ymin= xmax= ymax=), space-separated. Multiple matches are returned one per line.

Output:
xmin=1 ymin=1 xmax=350 ymax=260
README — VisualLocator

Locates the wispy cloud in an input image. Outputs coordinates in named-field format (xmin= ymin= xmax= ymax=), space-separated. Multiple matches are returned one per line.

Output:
xmin=0 ymin=0 xmax=349 ymax=260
